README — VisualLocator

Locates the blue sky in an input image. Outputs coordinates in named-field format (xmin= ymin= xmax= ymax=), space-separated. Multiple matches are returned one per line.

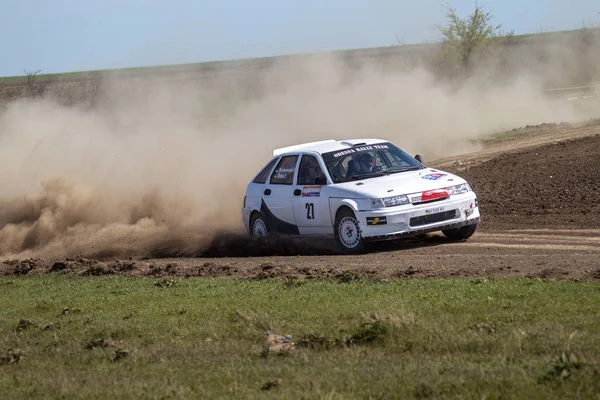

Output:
xmin=2 ymin=0 xmax=598 ymax=77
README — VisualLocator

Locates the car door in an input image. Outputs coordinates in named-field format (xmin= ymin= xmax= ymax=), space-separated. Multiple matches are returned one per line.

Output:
xmin=261 ymin=154 xmax=300 ymax=234
xmin=292 ymin=154 xmax=333 ymax=235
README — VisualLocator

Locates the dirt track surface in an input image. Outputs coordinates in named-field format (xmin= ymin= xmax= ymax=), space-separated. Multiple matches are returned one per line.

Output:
xmin=442 ymin=127 xmax=600 ymax=230
xmin=2 ymin=122 xmax=600 ymax=280
xmin=3 ymin=228 xmax=599 ymax=281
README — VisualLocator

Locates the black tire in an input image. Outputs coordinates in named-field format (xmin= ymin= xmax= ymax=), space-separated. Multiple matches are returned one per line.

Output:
xmin=249 ymin=212 xmax=269 ymax=238
xmin=442 ymin=224 xmax=477 ymax=241
xmin=334 ymin=207 xmax=365 ymax=254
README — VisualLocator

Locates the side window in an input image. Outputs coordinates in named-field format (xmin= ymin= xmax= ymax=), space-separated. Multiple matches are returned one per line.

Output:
xmin=270 ymin=155 xmax=298 ymax=185
xmin=253 ymin=158 xmax=278 ymax=184
xmin=298 ymin=155 xmax=326 ymax=185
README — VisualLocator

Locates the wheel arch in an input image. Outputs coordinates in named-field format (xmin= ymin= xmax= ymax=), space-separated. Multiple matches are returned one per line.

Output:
xmin=333 ymin=199 xmax=360 ymax=218
xmin=248 ymin=209 xmax=262 ymax=232
xmin=332 ymin=200 xmax=365 ymax=254
xmin=335 ymin=204 xmax=356 ymax=220
xmin=248 ymin=209 xmax=271 ymax=237
xmin=249 ymin=209 xmax=261 ymax=225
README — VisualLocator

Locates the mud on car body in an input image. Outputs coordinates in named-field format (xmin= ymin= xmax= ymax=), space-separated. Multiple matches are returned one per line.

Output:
xmin=242 ymin=138 xmax=480 ymax=253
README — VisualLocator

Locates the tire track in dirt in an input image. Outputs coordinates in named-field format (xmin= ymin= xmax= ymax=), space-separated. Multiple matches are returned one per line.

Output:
xmin=505 ymin=229 xmax=600 ymax=236
xmin=461 ymin=242 xmax=600 ymax=252
xmin=476 ymin=232 xmax=600 ymax=244
xmin=2 ymin=229 xmax=598 ymax=280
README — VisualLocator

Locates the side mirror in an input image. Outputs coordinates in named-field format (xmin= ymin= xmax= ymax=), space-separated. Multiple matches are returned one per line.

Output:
xmin=415 ymin=154 xmax=425 ymax=165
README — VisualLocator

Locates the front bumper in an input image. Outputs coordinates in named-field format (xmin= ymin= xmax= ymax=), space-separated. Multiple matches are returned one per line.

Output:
xmin=357 ymin=193 xmax=480 ymax=241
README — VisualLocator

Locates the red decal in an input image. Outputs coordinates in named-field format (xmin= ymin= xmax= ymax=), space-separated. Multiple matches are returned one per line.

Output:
xmin=421 ymin=189 xmax=449 ymax=202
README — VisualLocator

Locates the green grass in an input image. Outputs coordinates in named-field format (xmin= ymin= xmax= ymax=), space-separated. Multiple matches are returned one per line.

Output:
xmin=0 ymin=55 xmax=277 ymax=84
xmin=479 ymin=129 xmax=527 ymax=144
xmin=0 ymin=276 xmax=599 ymax=399
xmin=474 ymin=116 xmax=600 ymax=145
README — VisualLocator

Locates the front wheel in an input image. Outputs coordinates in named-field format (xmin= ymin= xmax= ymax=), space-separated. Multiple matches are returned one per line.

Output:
xmin=442 ymin=224 xmax=477 ymax=241
xmin=250 ymin=212 xmax=269 ymax=238
xmin=334 ymin=208 xmax=365 ymax=254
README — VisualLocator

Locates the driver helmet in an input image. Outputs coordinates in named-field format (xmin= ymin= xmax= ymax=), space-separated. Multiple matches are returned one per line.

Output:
xmin=355 ymin=152 xmax=374 ymax=173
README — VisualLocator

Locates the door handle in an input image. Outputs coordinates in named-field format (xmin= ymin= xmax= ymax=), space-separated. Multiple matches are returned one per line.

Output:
xmin=293 ymin=189 xmax=301 ymax=196
xmin=264 ymin=189 xmax=271 ymax=196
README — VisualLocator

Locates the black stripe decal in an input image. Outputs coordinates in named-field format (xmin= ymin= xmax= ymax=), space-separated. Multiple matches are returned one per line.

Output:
xmin=260 ymin=199 xmax=300 ymax=235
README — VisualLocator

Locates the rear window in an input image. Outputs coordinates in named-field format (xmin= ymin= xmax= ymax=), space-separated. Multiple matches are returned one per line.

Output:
xmin=270 ymin=155 xmax=299 ymax=185
xmin=253 ymin=158 xmax=278 ymax=184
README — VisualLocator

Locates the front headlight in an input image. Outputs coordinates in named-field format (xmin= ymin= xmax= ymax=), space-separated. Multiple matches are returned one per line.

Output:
xmin=447 ymin=183 xmax=471 ymax=196
xmin=383 ymin=195 xmax=410 ymax=207
xmin=370 ymin=199 xmax=385 ymax=209
xmin=370 ymin=195 xmax=410 ymax=209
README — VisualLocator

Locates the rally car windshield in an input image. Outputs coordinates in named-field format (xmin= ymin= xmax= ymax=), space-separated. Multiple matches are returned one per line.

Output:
xmin=321 ymin=142 xmax=424 ymax=183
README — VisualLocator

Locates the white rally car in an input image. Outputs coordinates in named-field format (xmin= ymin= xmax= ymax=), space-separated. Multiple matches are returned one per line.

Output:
xmin=242 ymin=138 xmax=480 ymax=253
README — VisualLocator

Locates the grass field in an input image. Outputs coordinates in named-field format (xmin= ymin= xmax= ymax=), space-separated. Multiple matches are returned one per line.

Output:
xmin=1 ymin=275 xmax=598 ymax=399
xmin=1 ymin=26 xmax=598 ymax=84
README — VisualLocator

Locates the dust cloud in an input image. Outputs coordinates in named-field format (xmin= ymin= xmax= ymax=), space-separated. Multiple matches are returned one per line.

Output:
xmin=0 ymin=42 xmax=598 ymax=260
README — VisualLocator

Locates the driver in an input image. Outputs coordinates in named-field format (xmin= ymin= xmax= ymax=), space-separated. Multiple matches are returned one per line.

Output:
xmin=355 ymin=152 xmax=375 ymax=174
xmin=303 ymin=157 xmax=326 ymax=184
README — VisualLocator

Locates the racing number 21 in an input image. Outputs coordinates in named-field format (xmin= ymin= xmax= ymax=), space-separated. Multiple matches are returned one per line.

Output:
xmin=305 ymin=203 xmax=315 ymax=219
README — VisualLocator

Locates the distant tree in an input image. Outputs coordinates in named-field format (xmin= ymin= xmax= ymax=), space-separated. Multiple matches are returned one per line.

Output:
xmin=395 ymin=34 xmax=406 ymax=46
xmin=24 ymin=69 xmax=52 ymax=97
xmin=436 ymin=2 xmax=513 ymax=70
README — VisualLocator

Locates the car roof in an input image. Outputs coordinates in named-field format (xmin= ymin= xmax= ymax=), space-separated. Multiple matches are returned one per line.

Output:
xmin=272 ymin=138 xmax=389 ymax=157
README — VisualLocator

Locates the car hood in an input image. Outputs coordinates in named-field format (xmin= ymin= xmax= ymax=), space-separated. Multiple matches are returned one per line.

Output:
xmin=328 ymin=168 xmax=467 ymax=198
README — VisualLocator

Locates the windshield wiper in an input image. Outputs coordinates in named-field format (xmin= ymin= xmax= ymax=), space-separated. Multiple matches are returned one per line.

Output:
xmin=350 ymin=166 xmax=421 ymax=180
xmin=385 ymin=166 xmax=422 ymax=174
xmin=350 ymin=172 xmax=386 ymax=180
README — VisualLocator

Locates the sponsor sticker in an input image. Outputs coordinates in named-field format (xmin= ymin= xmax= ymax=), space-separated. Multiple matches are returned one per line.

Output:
xmin=425 ymin=207 xmax=445 ymax=215
xmin=366 ymin=216 xmax=387 ymax=225
xmin=332 ymin=144 xmax=390 ymax=158
xmin=465 ymin=202 xmax=475 ymax=218
xmin=301 ymin=186 xmax=321 ymax=197
xmin=272 ymin=164 xmax=297 ymax=181
xmin=422 ymin=173 xmax=447 ymax=180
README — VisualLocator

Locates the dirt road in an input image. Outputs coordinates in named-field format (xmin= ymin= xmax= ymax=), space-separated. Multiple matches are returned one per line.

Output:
xmin=2 ymin=122 xmax=600 ymax=280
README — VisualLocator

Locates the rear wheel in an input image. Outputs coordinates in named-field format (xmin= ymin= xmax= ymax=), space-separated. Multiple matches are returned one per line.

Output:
xmin=250 ymin=212 xmax=269 ymax=238
xmin=334 ymin=208 xmax=365 ymax=254
xmin=442 ymin=224 xmax=477 ymax=241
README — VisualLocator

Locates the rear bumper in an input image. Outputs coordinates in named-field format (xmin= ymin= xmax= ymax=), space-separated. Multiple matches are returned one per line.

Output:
xmin=357 ymin=193 xmax=480 ymax=241
xmin=242 ymin=206 xmax=251 ymax=233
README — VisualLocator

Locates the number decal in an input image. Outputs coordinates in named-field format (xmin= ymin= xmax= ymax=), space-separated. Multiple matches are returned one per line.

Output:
xmin=305 ymin=202 xmax=315 ymax=219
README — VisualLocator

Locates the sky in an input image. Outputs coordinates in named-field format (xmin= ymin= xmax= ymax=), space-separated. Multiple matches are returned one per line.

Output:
xmin=1 ymin=0 xmax=599 ymax=77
